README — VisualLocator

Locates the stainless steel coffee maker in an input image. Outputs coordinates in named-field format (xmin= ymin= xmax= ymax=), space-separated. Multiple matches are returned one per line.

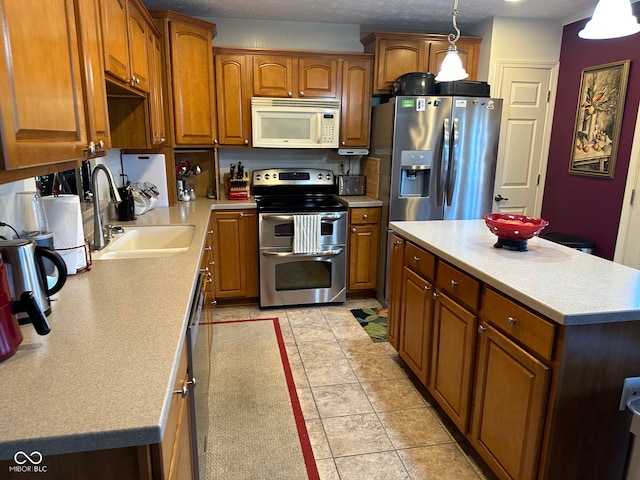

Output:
xmin=0 ymin=239 xmax=68 ymax=321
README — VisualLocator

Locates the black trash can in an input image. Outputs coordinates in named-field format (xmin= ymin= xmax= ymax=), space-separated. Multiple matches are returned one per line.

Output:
xmin=540 ymin=232 xmax=595 ymax=254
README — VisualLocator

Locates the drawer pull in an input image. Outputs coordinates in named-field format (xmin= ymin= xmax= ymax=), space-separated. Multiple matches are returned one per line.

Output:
xmin=413 ymin=256 xmax=420 ymax=262
xmin=507 ymin=316 xmax=517 ymax=326
xmin=362 ymin=214 xmax=368 ymax=220
xmin=478 ymin=325 xmax=486 ymax=334
xmin=423 ymin=285 xmax=430 ymax=292
xmin=394 ymin=240 xmax=403 ymax=246
xmin=352 ymin=227 xmax=357 ymax=233
xmin=432 ymin=292 xmax=438 ymax=300
xmin=450 ymin=279 xmax=459 ymax=287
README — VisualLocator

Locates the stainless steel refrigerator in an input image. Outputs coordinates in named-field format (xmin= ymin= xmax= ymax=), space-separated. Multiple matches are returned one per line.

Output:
xmin=371 ymin=95 xmax=503 ymax=304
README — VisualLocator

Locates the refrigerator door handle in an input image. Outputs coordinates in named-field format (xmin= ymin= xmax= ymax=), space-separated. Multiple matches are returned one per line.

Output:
xmin=438 ymin=117 xmax=451 ymax=207
xmin=445 ymin=117 xmax=460 ymax=206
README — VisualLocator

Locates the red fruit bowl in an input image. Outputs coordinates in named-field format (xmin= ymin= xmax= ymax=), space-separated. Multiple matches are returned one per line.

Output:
xmin=483 ymin=213 xmax=549 ymax=242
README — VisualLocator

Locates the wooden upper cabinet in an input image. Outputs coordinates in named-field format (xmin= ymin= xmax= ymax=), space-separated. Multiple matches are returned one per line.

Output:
xmin=0 ymin=0 xmax=88 ymax=171
xmin=101 ymin=0 xmax=130 ymax=84
xmin=253 ymin=55 xmax=295 ymax=97
xmin=126 ymin=1 xmax=151 ymax=92
xmin=148 ymin=29 xmax=166 ymax=146
xmin=340 ymin=58 xmax=372 ymax=148
xmin=298 ymin=58 xmax=338 ymax=98
xmin=362 ymin=32 xmax=481 ymax=94
xmin=150 ymin=11 xmax=217 ymax=146
xmin=100 ymin=0 xmax=152 ymax=92
xmin=372 ymin=38 xmax=428 ymax=93
xmin=253 ymin=55 xmax=338 ymax=98
xmin=75 ymin=0 xmax=111 ymax=157
xmin=215 ymin=54 xmax=252 ymax=146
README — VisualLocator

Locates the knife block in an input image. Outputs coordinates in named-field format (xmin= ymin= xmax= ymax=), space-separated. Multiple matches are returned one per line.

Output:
xmin=224 ymin=172 xmax=250 ymax=200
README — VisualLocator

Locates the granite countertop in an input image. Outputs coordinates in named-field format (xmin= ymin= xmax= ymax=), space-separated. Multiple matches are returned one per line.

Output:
xmin=0 ymin=198 xmax=235 ymax=460
xmin=390 ymin=220 xmax=640 ymax=326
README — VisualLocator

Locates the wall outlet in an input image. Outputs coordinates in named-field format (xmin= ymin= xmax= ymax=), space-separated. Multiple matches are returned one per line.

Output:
xmin=620 ymin=376 xmax=640 ymax=410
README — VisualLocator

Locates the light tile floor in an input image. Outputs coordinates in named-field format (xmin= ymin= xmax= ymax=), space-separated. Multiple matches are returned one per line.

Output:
xmin=212 ymin=299 xmax=497 ymax=480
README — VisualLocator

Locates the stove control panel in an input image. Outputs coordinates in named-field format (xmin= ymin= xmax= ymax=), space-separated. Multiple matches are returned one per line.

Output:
xmin=253 ymin=168 xmax=335 ymax=186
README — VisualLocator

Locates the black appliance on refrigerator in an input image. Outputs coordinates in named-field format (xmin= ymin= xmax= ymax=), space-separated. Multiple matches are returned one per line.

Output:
xmin=370 ymin=94 xmax=503 ymax=305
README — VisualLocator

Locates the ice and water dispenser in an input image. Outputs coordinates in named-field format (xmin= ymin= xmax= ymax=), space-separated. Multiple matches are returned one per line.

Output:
xmin=399 ymin=150 xmax=432 ymax=198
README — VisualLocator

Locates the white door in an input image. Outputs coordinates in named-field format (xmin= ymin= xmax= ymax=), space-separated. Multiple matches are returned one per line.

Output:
xmin=614 ymin=100 xmax=640 ymax=270
xmin=492 ymin=62 xmax=558 ymax=216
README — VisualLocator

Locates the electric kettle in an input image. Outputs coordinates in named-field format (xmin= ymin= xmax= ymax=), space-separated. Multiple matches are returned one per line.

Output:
xmin=0 ymin=256 xmax=50 ymax=362
xmin=0 ymin=239 xmax=67 ymax=321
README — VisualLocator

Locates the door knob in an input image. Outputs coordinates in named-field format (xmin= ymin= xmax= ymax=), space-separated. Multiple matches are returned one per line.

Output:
xmin=494 ymin=194 xmax=509 ymax=201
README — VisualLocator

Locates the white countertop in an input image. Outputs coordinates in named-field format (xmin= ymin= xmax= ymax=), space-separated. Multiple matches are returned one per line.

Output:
xmin=0 ymin=199 xmax=228 ymax=460
xmin=390 ymin=220 xmax=640 ymax=326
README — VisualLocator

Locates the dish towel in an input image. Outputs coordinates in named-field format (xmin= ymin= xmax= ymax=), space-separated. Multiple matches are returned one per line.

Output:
xmin=293 ymin=214 xmax=322 ymax=254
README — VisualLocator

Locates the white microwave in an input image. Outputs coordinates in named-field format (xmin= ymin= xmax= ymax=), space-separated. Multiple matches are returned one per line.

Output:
xmin=251 ymin=97 xmax=340 ymax=148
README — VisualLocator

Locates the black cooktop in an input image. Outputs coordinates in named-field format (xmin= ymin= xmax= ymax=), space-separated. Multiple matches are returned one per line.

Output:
xmin=255 ymin=195 xmax=347 ymax=213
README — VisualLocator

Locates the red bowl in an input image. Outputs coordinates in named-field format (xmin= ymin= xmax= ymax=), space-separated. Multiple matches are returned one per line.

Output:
xmin=483 ymin=213 xmax=549 ymax=241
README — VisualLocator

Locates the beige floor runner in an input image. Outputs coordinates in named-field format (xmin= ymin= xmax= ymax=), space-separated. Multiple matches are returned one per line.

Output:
xmin=206 ymin=318 xmax=317 ymax=480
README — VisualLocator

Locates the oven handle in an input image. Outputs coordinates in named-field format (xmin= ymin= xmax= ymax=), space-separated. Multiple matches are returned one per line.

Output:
xmin=260 ymin=213 xmax=345 ymax=222
xmin=262 ymin=248 xmax=344 ymax=258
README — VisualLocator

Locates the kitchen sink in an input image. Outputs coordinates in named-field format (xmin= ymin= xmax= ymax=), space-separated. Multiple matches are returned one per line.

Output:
xmin=92 ymin=225 xmax=196 ymax=260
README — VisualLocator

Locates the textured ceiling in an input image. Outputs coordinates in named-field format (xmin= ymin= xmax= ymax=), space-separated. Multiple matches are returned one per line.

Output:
xmin=141 ymin=0 xmax=599 ymax=31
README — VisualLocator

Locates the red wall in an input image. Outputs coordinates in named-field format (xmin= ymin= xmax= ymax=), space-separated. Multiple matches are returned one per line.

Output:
xmin=541 ymin=5 xmax=640 ymax=259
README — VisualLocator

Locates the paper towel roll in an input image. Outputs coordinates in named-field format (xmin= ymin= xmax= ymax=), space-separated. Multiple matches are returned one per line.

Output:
xmin=41 ymin=195 xmax=87 ymax=274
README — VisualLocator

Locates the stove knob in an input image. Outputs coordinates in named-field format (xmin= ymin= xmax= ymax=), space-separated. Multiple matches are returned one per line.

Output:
xmin=317 ymin=173 xmax=323 ymax=180
xmin=255 ymin=174 xmax=262 ymax=181
xmin=326 ymin=174 xmax=332 ymax=181
xmin=264 ymin=173 xmax=270 ymax=180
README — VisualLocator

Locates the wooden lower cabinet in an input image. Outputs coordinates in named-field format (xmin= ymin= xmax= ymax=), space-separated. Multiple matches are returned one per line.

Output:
xmin=429 ymin=292 xmax=477 ymax=433
xmin=399 ymin=267 xmax=433 ymax=384
xmin=470 ymin=322 xmax=550 ymax=480
xmin=347 ymin=207 xmax=380 ymax=292
xmin=386 ymin=234 xmax=405 ymax=349
xmin=211 ymin=209 xmax=259 ymax=301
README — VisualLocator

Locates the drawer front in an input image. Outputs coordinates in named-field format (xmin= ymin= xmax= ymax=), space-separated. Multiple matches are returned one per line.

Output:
xmin=436 ymin=261 xmax=481 ymax=310
xmin=404 ymin=242 xmax=436 ymax=281
xmin=481 ymin=287 xmax=556 ymax=361
xmin=350 ymin=207 xmax=380 ymax=224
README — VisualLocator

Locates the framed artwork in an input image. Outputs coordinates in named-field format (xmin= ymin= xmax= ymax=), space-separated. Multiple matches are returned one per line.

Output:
xmin=569 ymin=60 xmax=630 ymax=178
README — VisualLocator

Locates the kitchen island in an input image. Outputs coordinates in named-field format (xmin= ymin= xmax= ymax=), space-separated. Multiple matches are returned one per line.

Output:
xmin=0 ymin=198 xmax=245 ymax=478
xmin=389 ymin=220 xmax=640 ymax=480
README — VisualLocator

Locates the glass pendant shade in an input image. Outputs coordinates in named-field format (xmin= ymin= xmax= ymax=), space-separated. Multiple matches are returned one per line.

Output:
xmin=435 ymin=45 xmax=469 ymax=82
xmin=578 ymin=0 xmax=640 ymax=39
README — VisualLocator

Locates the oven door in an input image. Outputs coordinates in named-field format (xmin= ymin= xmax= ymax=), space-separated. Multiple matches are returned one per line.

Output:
xmin=259 ymin=212 xmax=347 ymax=249
xmin=259 ymin=248 xmax=346 ymax=307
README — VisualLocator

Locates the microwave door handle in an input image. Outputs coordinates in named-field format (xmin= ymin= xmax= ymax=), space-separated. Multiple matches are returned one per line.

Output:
xmin=316 ymin=114 xmax=322 ymax=144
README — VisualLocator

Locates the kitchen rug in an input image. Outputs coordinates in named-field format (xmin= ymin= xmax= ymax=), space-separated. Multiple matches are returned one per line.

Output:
xmin=207 ymin=318 xmax=319 ymax=480
xmin=350 ymin=307 xmax=388 ymax=342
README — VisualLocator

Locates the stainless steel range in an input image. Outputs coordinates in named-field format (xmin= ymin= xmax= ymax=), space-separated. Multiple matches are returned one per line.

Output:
xmin=253 ymin=168 xmax=347 ymax=307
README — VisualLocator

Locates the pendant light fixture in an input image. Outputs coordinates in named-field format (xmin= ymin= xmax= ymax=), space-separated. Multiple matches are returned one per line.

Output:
xmin=435 ymin=0 xmax=469 ymax=82
xmin=578 ymin=0 xmax=640 ymax=39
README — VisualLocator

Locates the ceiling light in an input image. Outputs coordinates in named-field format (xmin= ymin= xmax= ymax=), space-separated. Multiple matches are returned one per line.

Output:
xmin=578 ymin=0 xmax=640 ymax=39
xmin=436 ymin=0 xmax=469 ymax=82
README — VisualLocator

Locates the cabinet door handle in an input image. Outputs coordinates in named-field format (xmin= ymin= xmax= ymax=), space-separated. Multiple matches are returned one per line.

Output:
xmin=244 ymin=139 xmax=249 ymax=145
xmin=352 ymin=227 xmax=357 ymax=233
xmin=432 ymin=292 xmax=438 ymax=300
xmin=394 ymin=240 xmax=402 ymax=246
xmin=450 ymin=279 xmax=459 ymax=287
xmin=478 ymin=325 xmax=486 ymax=334
xmin=174 ymin=385 xmax=188 ymax=398
xmin=423 ymin=285 xmax=430 ymax=292
xmin=288 ymin=91 xmax=293 ymax=97
xmin=239 ymin=213 xmax=244 ymax=218
xmin=299 ymin=91 xmax=304 ymax=96
xmin=507 ymin=316 xmax=516 ymax=326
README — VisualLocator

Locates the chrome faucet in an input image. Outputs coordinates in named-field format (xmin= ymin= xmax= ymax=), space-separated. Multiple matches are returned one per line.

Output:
xmin=92 ymin=164 xmax=122 ymax=252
